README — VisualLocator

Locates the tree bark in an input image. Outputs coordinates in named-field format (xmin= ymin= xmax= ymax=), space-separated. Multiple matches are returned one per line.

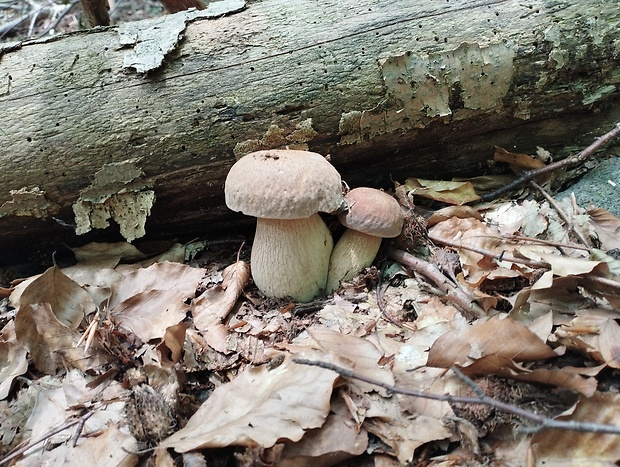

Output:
xmin=0 ymin=0 xmax=619 ymax=263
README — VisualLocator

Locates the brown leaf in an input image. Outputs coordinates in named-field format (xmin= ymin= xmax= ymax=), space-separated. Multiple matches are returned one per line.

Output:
xmin=109 ymin=290 xmax=188 ymax=343
xmin=427 ymin=315 xmax=557 ymax=368
xmin=191 ymin=261 xmax=250 ymax=353
xmin=15 ymin=266 xmax=96 ymax=331
xmin=493 ymin=146 xmax=546 ymax=172
xmin=597 ymin=318 xmax=620 ymax=369
xmin=157 ymin=323 xmax=187 ymax=367
xmin=531 ymin=392 xmax=620 ymax=463
xmin=107 ymin=262 xmax=205 ymax=342
xmin=587 ymin=206 xmax=620 ymax=251
xmin=278 ymin=411 xmax=368 ymax=466
xmin=402 ymin=178 xmax=480 ymax=205
xmin=460 ymin=354 xmax=597 ymax=396
xmin=19 ymin=303 xmax=111 ymax=374
xmin=160 ymin=353 xmax=338 ymax=451
xmin=71 ymin=241 xmax=146 ymax=262
xmin=0 ymin=321 xmax=28 ymax=399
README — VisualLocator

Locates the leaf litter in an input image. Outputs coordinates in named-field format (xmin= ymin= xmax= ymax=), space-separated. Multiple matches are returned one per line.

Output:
xmin=1 ymin=169 xmax=620 ymax=466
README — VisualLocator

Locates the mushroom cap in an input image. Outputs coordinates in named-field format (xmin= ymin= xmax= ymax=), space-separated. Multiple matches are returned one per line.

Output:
xmin=338 ymin=187 xmax=404 ymax=238
xmin=225 ymin=150 xmax=343 ymax=219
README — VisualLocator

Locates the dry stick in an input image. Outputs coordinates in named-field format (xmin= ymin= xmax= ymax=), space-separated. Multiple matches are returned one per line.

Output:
xmin=0 ymin=412 xmax=94 ymax=466
xmin=428 ymin=236 xmax=551 ymax=269
xmin=294 ymin=359 xmax=620 ymax=435
xmin=430 ymin=236 xmax=620 ymax=291
xmin=505 ymin=234 xmax=592 ymax=252
xmin=528 ymin=180 xmax=591 ymax=247
xmin=481 ymin=122 xmax=620 ymax=202
xmin=388 ymin=248 xmax=485 ymax=318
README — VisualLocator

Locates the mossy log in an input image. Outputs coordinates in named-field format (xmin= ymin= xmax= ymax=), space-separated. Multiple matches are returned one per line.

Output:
xmin=0 ymin=0 xmax=619 ymax=264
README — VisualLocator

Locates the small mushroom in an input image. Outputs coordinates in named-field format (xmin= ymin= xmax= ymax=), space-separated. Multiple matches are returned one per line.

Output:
xmin=225 ymin=149 xmax=344 ymax=302
xmin=326 ymin=187 xmax=404 ymax=293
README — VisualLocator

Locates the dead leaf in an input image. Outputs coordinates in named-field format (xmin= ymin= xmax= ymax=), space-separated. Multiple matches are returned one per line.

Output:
xmin=157 ymin=322 xmax=187 ymax=366
xmin=191 ymin=261 xmax=250 ymax=352
xmin=15 ymin=266 xmax=96 ymax=330
xmin=493 ymin=146 xmax=546 ymax=172
xmin=293 ymin=327 xmax=395 ymax=397
xmin=587 ymin=206 xmax=620 ymax=251
xmin=426 ymin=205 xmax=483 ymax=226
xmin=0 ymin=321 xmax=28 ymax=400
xmin=531 ymin=392 xmax=620 ymax=464
xmin=17 ymin=303 xmax=111 ymax=374
xmin=72 ymin=241 xmax=146 ymax=262
xmin=107 ymin=262 xmax=205 ymax=342
xmin=427 ymin=315 xmax=557 ymax=368
xmin=278 ymin=411 xmax=368 ymax=467
xmin=160 ymin=353 xmax=338 ymax=452
xmin=403 ymin=178 xmax=480 ymax=205
xmin=459 ymin=354 xmax=597 ymax=396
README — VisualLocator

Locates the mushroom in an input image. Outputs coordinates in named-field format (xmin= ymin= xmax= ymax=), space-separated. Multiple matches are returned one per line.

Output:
xmin=225 ymin=149 xmax=344 ymax=302
xmin=326 ymin=187 xmax=404 ymax=293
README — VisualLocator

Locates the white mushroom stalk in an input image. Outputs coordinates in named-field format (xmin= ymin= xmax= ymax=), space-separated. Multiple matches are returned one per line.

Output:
xmin=224 ymin=150 xmax=344 ymax=302
xmin=252 ymin=214 xmax=333 ymax=302
xmin=326 ymin=187 xmax=404 ymax=293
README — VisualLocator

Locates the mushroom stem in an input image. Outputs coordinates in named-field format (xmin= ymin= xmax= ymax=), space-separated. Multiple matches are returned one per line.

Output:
xmin=251 ymin=213 xmax=333 ymax=302
xmin=326 ymin=229 xmax=382 ymax=293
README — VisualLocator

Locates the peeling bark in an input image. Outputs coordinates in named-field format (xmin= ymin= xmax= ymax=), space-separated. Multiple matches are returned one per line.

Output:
xmin=0 ymin=0 xmax=619 ymax=263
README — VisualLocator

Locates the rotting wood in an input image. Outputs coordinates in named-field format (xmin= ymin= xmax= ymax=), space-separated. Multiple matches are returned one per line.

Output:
xmin=0 ymin=0 xmax=619 ymax=263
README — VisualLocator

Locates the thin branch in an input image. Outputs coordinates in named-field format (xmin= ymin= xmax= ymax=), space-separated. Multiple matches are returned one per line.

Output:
xmin=528 ymin=181 xmax=591 ymax=246
xmin=504 ymin=233 xmax=591 ymax=252
xmin=388 ymin=248 xmax=485 ymax=318
xmin=427 ymin=235 xmax=620 ymax=292
xmin=481 ymin=122 xmax=620 ymax=202
xmin=294 ymin=359 xmax=620 ymax=435
xmin=0 ymin=412 xmax=94 ymax=466
xmin=427 ymin=236 xmax=551 ymax=269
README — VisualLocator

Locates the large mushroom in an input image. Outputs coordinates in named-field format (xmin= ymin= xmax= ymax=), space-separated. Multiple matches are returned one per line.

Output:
xmin=326 ymin=187 xmax=404 ymax=293
xmin=225 ymin=150 xmax=344 ymax=302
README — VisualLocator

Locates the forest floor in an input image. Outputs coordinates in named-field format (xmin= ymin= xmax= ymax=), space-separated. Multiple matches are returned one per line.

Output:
xmin=2 ymin=3 xmax=620 ymax=466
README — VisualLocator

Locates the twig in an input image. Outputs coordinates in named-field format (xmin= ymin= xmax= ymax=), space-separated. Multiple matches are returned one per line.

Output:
xmin=528 ymin=181 xmax=591 ymax=246
xmin=294 ymin=359 xmax=620 ymax=435
xmin=0 ymin=412 xmax=94 ymax=466
xmin=388 ymin=248 xmax=485 ymax=318
xmin=427 ymin=236 xmax=620 ymax=291
xmin=505 ymin=233 xmax=591 ymax=252
xmin=481 ymin=122 xmax=620 ymax=202
xmin=427 ymin=236 xmax=551 ymax=269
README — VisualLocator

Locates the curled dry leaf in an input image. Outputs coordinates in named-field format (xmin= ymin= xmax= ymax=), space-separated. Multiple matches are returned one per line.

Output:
xmin=402 ymin=178 xmax=480 ymax=205
xmin=427 ymin=314 xmax=557 ymax=368
xmin=14 ymin=266 xmax=96 ymax=330
xmin=460 ymin=354 xmax=597 ymax=396
xmin=0 ymin=321 xmax=28 ymax=400
xmin=160 ymin=353 xmax=338 ymax=452
xmin=71 ymin=241 xmax=146 ymax=262
xmin=156 ymin=322 xmax=187 ymax=366
xmin=290 ymin=327 xmax=395 ymax=397
xmin=278 ymin=411 xmax=368 ymax=467
xmin=17 ymin=303 xmax=112 ymax=374
xmin=587 ymin=206 xmax=620 ymax=251
xmin=191 ymin=261 xmax=250 ymax=353
xmin=531 ymin=392 xmax=620 ymax=464
xmin=108 ymin=261 xmax=205 ymax=342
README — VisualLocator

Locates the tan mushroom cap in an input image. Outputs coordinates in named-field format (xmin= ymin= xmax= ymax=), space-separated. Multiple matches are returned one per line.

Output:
xmin=338 ymin=187 xmax=404 ymax=238
xmin=225 ymin=150 xmax=343 ymax=219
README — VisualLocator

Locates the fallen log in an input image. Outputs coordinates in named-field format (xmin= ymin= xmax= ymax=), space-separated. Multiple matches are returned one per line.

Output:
xmin=0 ymin=0 xmax=619 ymax=266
